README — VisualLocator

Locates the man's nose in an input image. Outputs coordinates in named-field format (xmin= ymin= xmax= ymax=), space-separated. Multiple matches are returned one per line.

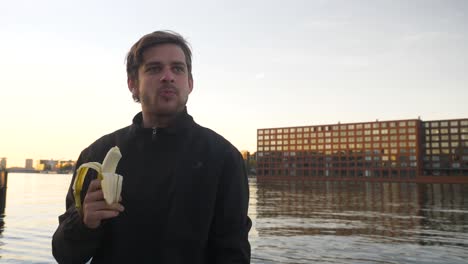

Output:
xmin=160 ymin=68 xmax=175 ymax=82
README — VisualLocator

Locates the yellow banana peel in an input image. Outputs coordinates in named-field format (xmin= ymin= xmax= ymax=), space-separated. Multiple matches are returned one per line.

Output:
xmin=72 ymin=146 xmax=123 ymax=210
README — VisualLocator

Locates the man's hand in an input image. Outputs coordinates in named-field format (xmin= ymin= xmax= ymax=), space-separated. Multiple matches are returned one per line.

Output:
xmin=82 ymin=179 xmax=124 ymax=229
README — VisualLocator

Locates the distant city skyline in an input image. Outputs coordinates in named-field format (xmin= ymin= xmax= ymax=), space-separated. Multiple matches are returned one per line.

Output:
xmin=1 ymin=0 xmax=467 ymax=167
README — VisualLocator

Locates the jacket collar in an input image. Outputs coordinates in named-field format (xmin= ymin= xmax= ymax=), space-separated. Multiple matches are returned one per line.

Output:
xmin=131 ymin=107 xmax=194 ymax=135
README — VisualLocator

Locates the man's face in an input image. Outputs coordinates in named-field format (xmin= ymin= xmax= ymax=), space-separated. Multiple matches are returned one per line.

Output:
xmin=129 ymin=44 xmax=193 ymax=116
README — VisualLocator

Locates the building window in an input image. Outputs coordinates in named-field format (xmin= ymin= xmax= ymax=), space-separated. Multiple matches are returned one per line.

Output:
xmin=348 ymin=124 xmax=355 ymax=130
xmin=259 ymin=130 xmax=264 ymax=135
xmin=450 ymin=121 xmax=458 ymax=127
xmin=450 ymin=128 xmax=459 ymax=134
xmin=432 ymin=122 xmax=439 ymax=128
xmin=399 ymin=121 xmax=406 ymax=127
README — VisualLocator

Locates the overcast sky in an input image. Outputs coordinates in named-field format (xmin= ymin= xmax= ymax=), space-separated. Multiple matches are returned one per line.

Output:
xmin=1 ymin=0 xmax=467 ymax=167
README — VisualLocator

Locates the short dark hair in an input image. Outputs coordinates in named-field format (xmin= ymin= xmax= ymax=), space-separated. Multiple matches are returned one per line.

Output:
xmin=126 ymin=30 xmax=193 ymax=83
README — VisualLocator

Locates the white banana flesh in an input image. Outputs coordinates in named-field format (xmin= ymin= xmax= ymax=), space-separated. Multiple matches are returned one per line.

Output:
xmin=73 ymin=146 xmax=123 ymax=209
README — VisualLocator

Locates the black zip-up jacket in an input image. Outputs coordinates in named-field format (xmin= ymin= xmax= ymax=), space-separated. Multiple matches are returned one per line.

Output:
xmin=52 ymin=109 xmax=251 ymax=263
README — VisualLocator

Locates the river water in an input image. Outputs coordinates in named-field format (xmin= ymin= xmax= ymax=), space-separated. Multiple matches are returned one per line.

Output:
xmin=0 ymin=173 xmax=467 ymax=263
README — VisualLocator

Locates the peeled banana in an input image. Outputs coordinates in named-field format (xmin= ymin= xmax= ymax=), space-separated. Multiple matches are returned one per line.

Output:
xmin=73 ymin=146 xmax=123 ymax=210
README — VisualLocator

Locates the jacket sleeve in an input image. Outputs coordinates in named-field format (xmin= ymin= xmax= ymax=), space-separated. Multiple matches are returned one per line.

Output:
xmin=52 ymin=151 xmax=105 ymax=264
xmin=208 ymin=147 xmax=252 ymax=263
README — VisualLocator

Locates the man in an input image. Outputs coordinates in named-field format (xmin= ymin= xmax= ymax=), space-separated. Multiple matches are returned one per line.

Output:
xmin=52 ymin=31 xmax=251 ymax=263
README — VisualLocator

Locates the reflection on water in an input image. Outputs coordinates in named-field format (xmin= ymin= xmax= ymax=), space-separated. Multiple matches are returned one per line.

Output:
xmin=0 ymin=173 xmax=71 ymax=263
xmin=0 ymin=174 xmax=467 ymax=263
xmin=250 ymin=180 xmax=468 ymax=264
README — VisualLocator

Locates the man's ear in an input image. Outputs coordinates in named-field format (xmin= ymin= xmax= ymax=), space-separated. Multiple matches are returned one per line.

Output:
xmin=128 ymin=78 xmax=139 ymax=98
xmin=188 ymin=77 xmax=194 ymax=94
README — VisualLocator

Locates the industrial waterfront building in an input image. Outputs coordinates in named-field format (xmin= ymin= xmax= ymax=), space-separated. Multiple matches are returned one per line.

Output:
xmin=256 ymin=118 xmax=468 ymax=183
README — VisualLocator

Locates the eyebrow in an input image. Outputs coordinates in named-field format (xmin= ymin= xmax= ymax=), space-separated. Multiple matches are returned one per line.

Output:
xmin=144 ymin=61 xmax=187 ymax=68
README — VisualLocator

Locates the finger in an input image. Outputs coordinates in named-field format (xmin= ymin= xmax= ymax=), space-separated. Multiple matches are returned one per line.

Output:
xmin=84 ymin=189 xmax=104 ymax=203
xmin=109 ymin=202 xmax=125 ymax=212
xmin=86 ymin=200 xmax=125 ymax=212
xmin=91 ymin=210 xmax=121 ymax=220
xmin=87 ymin=179 xmax=102 ymax=193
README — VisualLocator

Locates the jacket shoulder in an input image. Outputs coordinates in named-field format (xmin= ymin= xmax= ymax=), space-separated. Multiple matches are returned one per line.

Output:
xmin=79 ymin=126 xmax=132 ymax=163
xmin=192 ymin=124 xmax=241 ymax=156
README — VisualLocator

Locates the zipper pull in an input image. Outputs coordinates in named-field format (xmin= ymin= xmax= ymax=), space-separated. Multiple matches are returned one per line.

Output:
xmin=152 ymin=127 xmax=157 ymax=141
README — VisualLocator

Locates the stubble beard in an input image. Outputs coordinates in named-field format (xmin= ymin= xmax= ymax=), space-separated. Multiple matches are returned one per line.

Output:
xmin=141 ymin=93 xmax=189 ymax=117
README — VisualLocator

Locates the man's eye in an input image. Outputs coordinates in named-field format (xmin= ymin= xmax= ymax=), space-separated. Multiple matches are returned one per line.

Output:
xmin=146 ymin=66 xmax=161 ymax=73
xmin=173 ymin=66 xmax=185 ymax=73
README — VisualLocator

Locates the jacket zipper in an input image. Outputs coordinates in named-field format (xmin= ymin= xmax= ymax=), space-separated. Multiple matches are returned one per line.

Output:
xmin=152 ymin=127 xmax=157 ymax=141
